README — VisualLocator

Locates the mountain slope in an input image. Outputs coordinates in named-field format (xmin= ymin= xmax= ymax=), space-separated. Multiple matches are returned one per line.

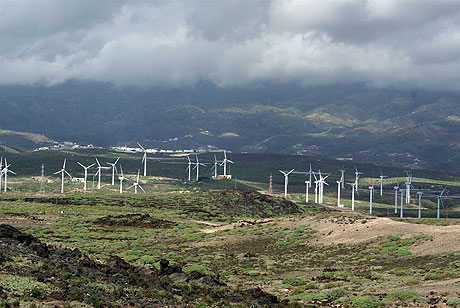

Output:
xmin=1 ymin=81 xmax=460 ymax=170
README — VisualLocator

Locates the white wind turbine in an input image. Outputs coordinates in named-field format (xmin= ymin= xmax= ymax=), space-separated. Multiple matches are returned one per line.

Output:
xmin=77 ymin=162 xmax=95 ymax=192
xmin=0 ymin=157 xmax=3 ymax=190
xmin=1 ymin=159 xmax=17 ymax=193
xmin=347 ymin=182 xmax=356 ymax=211
xmin=95 ymin=158 xmax=110 ymax=189
xmin=316 ymin=170 xmax=329 ymax=204
xmin=220 ymin=151 xmax=234 ymax=177
xmin=307 ymin=164 xmax=313 ymax=189
xmin=128 ymin=170 xmax=146 ymax=194
xmin=369 ymin=185 xmax=374 ymax=214
xmin=186 ymin=155 xmax=192 ymax=181
xmin=118 ymin=165 xmax=129 ymax=193
xmin=138 ymin=142 xmax=148 ymax=176
xmin=405 ymin=171 xmax=412 ymax=204
xmin=106 ymin=158 xmax=120 ymax=186
xmin=339 ymin=168 xmax=345 ymax=189
xmin=54 ymin=159 xmax=71 ymax=194
xmin=193 ymin=155 xmax=206 ymax=181
xmin=279 ymin=169 xmax=294 ymax=198
xmin=379 ymin=169 xmax=387 ymax=196
xmin=337 ymin=180 xmax=343 ymax=207
xmin=211 ymin=154 xmax=219 ymax=179
xmin=354 ymin=166 xmax=363 ymax=192
xmin=304 ymin=180 xmax=310 ymax=203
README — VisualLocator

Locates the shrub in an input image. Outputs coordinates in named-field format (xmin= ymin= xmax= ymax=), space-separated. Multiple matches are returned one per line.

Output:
xmin=447 ymin=297 xmax=460 ymax=306
xmin=289 ymin=293 xmax=327 ymax=301
xmin=282 ymin=277 xmax=306 ymax=287
xmin=327 ymin=288 xmax=345 ymax=300
xmin=341 ymin=296 xmax=385 ymax=308
xmin=387 ymin=291 xmax=421 ymax=300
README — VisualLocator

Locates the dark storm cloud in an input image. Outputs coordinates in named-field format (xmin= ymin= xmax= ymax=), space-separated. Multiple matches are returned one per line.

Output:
xmin=1 ymin=0 xmax=460 ymax=90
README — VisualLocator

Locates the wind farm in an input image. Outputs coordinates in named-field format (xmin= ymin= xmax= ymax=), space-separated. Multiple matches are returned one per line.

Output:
xmin=3 ymin=1 xmax=460 ymax=306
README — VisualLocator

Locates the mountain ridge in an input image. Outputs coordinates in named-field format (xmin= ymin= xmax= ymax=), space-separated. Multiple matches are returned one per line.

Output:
xmin=1 ymin=81 xmax=460 ymax=170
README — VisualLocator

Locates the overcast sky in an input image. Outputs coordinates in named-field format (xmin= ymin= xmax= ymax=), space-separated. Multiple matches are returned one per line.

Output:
xmin=1 ymin=0 xmax=460 ymax=90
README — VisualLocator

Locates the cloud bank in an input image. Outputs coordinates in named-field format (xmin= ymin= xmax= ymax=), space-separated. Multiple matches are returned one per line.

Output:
xmin=1 ymin=0 xmax=460 ymax=90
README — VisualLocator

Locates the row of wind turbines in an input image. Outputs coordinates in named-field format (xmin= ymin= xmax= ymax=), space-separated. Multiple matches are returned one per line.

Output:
xmin=279 ymin=165 xmax=458 ymax=219
xmin=53 ymin=157 xmax=145 ymax=194
xmin=186 ymin=151 xmax=234 ymax=181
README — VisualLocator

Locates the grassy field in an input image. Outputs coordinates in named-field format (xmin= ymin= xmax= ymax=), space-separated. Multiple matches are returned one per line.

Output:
xmin=1 ymin=150 xmax=460 ymax=307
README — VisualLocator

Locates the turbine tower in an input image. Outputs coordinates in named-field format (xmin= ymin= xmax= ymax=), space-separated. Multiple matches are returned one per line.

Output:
xmin=315 ymin=170 xmax=329 ymax=203
xmin=347 ymin=182 xmax=356 ymax=211
xmin=405 ymin=171 xmax=412 ymax=204
xmin=354 ymin=167 xmax=363 ymax=192
xmin=337 ymin=180 xmax=343 ymax=207
xmin=379 ymin=169 xmax=387 ymax=196
xmin=436 ymin=187 xmax=446 ymax=219
xmin=106 ymin=158 xmax=120 ymax=186
xmin=186 ymin=155 xmax=192 ymax=181
xmin=305 ymin=180 xmax=310 ymax=203
xmin=193 ymin=155 xmax=206 ymax=181
xmin=1 ymin=159 xmax=17 ymax=193
xmin=220 ymin=151 xmax=234 ymax=177
xmin=95 ymin=158 xmax=110 ymax=189
xmin=77 ymin=162 xmax=95 ymax=191
xmin=307 ymin=164 xmax=313 ymax=188
xmin=211 ymin=154 xmax=219 ymax=179
xmin=118 ymin=165 xmax=127 ymax=193
xmin=339 ymin=168 xmax=345 ymax=189
xmin=393 ymin=186 xmax=399 ymax=214
xmin=137 ymin=142 xmax=148 ymax=176
xmin=417 ymin=191 xmax=423 ymax=219
xmin=279 ymin=169 xmax=294 ymax=198
xmin=0 ymin=157 xmax=3 ymax=191
xmin=369 ymin=185 xmax=374 ymax=214
xmin=39 ymin=163 xmax=45 ymax=193
xmin=400 ymin=189 xmax=404 ymax=218
xmin=128 ymin=170 xmax=146 ymax=194
xmin=54 ymin=159 xmax=71 ymax=194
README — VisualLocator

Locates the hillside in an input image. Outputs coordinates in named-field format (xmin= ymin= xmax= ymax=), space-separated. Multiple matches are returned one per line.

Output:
xmin=0 ymin=129 xmax=54 ymax=152
xmin=1 ymin=82 xmax=460 ymax=170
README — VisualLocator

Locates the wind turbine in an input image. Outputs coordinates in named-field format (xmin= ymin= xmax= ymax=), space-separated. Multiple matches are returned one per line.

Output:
xmin=186 ymin=155 xmax=192 ymax=181
xmin=405 ymin=171 xmax=412 ymax=204
xmin=1 ymin=159 xmax=17 ymax=193
xmin=279 ymin=169 xmax=294 ymax=198
xmin=337 ymin=180 xmax=343 ymax=207
xmin=128 ymin=170 xmax=145 ymax=194
xmin=220 ymin=151 xmax=234 ymax=177
xmin=436 ymin=187 xmax=446 ymax=219
xmin=339 ymin=168 xmax=345 ymax=189
xmin=316 ymin=170 xmax=329 ymax=203
xmin=0 ymin=157 xmax=3 ymax=191
xmin=347 ymin=182 xmax=356 ymax=211
xmin=400 ymin=188 xmax=404 ymax=218
xmin=379 ymin=169 xmax=387 ymax=196
xmin=193 ymin=155 xmax=206 ymax=181
xmin=118 ymin=165 xmax=129 ymax=193
xmin=307 ymin=164 xmax=313 ymax=188
xmin=77 ymin=161 xmax=95 ymax=192
xmin=393 ymin=186 xmax=399 ymax=214
xmin=95 ymin=158 xmax=110 ymax=189
xmin=54 ymin=159 xmax=71 ymax=194
xmin=369 ymin=185 xmax=374 ymax=214
xmin=106 ymin=158 xmax=120 ymax=186
xmin=305 ymin=180 xmax=310 ymax=203
xmin=137 ymin=142 xmax=148 ymax=176
xmin=417 ymin=191 xmax=423 ymax=219
xmin=354 ymin=167 xmax=363 ymax=192
xmin=211 ymin=154 xmax=219 ymax=179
